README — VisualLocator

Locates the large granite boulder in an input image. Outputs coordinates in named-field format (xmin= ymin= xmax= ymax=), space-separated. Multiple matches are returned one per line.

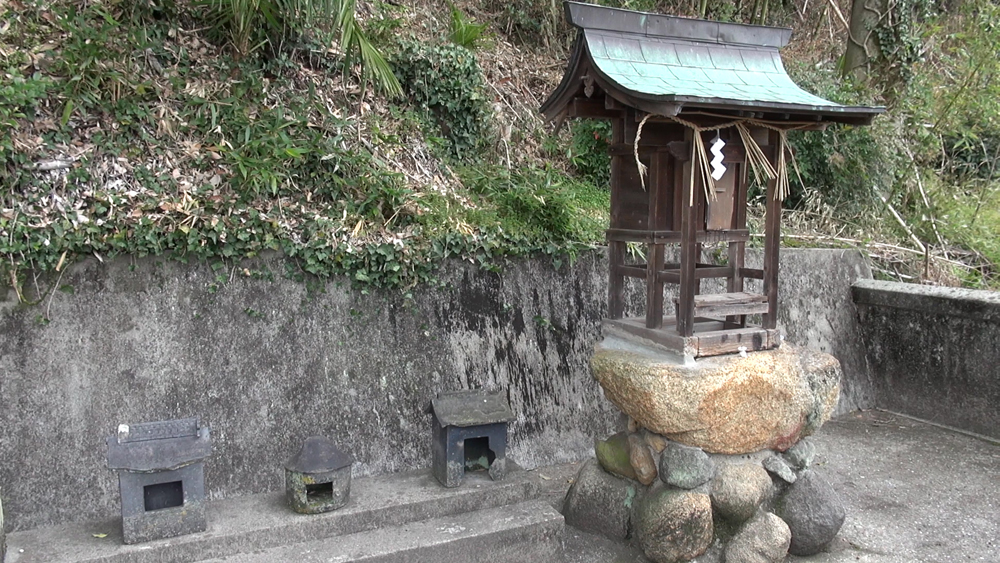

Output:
xmin=563 ymin=458 xmax=636 ymax=541
xmin=634 ymin=486 xmax=713 ymax=563
xmin=590 ymin=337 xmax=841 ymax=454
xmin=775 ymin=470 xmax=846 ymax=555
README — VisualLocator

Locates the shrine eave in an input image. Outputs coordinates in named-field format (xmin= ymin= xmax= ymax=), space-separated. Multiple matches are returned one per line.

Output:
xmin=540 ymin=2 xmax=885 ymax=126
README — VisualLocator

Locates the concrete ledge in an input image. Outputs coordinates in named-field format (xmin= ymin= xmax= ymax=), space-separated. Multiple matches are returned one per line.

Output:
xmin=3 ymin=466 xmax=539 ymax=563
xmin=852 ymin=280 xmax=1000 ymax=438
xmin=852 ymin=279 xmax=1000 ymax=322
xmin=200 ymin=500 xmax=564 ymax=563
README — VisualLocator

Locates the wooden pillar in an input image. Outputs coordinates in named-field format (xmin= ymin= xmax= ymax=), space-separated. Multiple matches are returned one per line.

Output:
xmin=677 ymin=129 xmax=697 ymax=337
xmin=762 ymin=130 xmax=781 ymax=329
xmin=607 ymin=113 xmax=625 ymax=320
xmin=726 ymin=161 xmax=748 ymax=329
xmin=645 ymin=153 xmax=665 ymax=329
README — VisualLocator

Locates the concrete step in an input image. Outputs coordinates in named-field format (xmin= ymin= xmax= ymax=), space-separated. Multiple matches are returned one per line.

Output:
xmin=200 ymin=500 xmax=563 ymax=563
xmin=561 ymin=526 xmax=651 ymax=563
xmin=4 ymin=466 xmax=540 ymax=563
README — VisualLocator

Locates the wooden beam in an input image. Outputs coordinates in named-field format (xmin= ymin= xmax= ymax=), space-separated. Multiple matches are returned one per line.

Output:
xmin=694 ymin=266 xmax=733 ymax=279
xmin=620 ymin=265 xmax=647 ymax=279
xmin=691 ymin=292 xmax=769 ymax=318
xmin=607 ymin=142 xmax=746 ymax=162
xmin=603 ymin=317 xmax=696 ymax=358
xmin=658 ymin=266 xmax=732 ymax=284
xmin=696 ymin=328 xmax=780 ymax=357
xmin=569 ymin=97 xmax=624 ymax=119
xmin=605 ymin=229 xmax=749 ymax=244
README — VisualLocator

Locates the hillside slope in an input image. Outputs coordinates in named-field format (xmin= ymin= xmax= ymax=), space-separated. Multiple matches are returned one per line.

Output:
xmin=1 ymin=0 xmax=996 ymax=306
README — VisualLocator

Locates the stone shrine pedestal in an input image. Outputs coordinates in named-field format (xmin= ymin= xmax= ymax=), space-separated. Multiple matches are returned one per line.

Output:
xmin=567 ymin=336 xmax=848 ymax=563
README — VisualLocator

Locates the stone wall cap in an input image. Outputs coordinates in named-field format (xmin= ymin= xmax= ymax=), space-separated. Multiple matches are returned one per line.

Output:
xmin=106 ymin=425 xmax=211 ymax=472
xmin=285 ymin=436 xmax=353 ymax=473
xmin=431 ymin=390 xmax=515 ymax=427
xmin=852 ymin=279 xmax=1000 ymax=322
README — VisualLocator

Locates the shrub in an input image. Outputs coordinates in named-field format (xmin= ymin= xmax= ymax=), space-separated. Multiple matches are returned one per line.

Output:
xmin=393 ymin=41 xmax=492 ymax=158
xmin=567 ymin=119 xmax=612 ymax=189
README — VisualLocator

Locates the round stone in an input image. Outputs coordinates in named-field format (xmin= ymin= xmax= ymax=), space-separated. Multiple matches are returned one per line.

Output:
xmin=710 ymin=462 xmax=773 ymax=522
xmin=629 ymin=433 xmax=658 ymax=485
xmin=634 ymin=487 xmax=713 ymax=563
xmin=724 ymin=511 xmax=791 ymax=563
xmin=659 ymin=441 xmax=714 ymax=489
xmin=775 ymin=470 xmax=846 ymax=555
xmin=595 ymin=432 xmax=637 ymax=481
xmin=563 ymin=458 xmax=636 ymax=541
xmin=763 ymin=454 xmax=797 ymax=484
xmin=783 ymin=438 xmax=817 ymax=470
xmin=645 ymin=431 xmax=669 ymax=454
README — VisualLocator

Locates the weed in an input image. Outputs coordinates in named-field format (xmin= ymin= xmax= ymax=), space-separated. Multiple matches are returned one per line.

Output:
xmin=197 ymin=0 xmax=401 ymax=96
xmin=448 ymin=4 xmax=488 ymax=50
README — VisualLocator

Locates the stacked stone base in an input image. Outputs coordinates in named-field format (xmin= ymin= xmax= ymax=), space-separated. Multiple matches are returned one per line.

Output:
xmin=566 ymin=434 xmax=845 ymax=563
xmin=573 ymin=339 xmax=848 ymax=563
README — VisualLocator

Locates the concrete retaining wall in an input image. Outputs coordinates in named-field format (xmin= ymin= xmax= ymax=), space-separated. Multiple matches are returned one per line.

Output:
xmin=0 ymin=248 xmax=871 ymax=531
xmin=852 ymin=279 xmax=1000 ymax=439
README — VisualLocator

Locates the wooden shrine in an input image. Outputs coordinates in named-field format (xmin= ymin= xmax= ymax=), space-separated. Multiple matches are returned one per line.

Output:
xmin=541 ymin=2 xmax=882 ymax=359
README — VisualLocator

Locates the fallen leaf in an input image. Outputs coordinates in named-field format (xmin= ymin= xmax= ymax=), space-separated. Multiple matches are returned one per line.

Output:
xmin=92 ymin=533 xmax=108 ymax=538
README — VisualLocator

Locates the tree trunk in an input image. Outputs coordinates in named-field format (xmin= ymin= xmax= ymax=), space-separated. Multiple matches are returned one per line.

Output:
xmin=842 ymin=0 xmax=887 ymax=80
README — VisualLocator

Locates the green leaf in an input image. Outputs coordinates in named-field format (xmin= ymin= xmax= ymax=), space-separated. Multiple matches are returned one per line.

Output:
xmin=61 ymin=99 xmax=75 ymax=128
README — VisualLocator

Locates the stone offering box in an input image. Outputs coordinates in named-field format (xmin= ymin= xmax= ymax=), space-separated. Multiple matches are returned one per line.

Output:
xmin=106 ymin=418 xmax=211 ymax=544
xmin=284 ymin=436 xmax=353 ymax=514
xmin=429 ymin=390 xmax=515 ymax=488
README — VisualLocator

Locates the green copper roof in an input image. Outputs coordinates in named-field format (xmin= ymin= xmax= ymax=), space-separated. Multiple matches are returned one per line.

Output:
xmin=586 ymin=29 xmax=838 ymax=108
xmin=541 ymin=2 xmax=883 ymax=123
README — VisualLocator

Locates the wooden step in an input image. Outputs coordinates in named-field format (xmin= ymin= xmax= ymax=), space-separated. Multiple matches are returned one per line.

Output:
xmin=690 ymin=292 xmax=768 ymax=318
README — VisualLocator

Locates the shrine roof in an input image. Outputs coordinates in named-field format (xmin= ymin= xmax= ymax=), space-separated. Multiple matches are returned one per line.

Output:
xmin=541 ymin=2 xmax=884 ymax=123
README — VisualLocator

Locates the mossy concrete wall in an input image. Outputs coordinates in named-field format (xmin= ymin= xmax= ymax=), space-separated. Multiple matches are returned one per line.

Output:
xmin=852 ymin=280 xmax=1000 ymax=439
xmin=0 ymin=248 xmax=871 ymax=531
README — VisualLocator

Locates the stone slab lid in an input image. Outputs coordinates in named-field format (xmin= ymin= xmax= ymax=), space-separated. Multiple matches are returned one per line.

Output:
xmin=106 ymin=418 xmax=212 ymax=472
xmin=431 ymin=390 xmax=515 ymax=427
xmin=285 ymin=436 xmax=353 ymax=473
xmin=541 ymin=1 xmax=884 ymax=123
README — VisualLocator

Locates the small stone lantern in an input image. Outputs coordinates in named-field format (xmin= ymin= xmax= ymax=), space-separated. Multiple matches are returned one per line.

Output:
xmin=429 ymin=389 xmax=516 ymax=488
xmin=284 ymin=436 xmax=353 ymax=514
xmin=105 ymin=418 xmax=212 ymax=544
